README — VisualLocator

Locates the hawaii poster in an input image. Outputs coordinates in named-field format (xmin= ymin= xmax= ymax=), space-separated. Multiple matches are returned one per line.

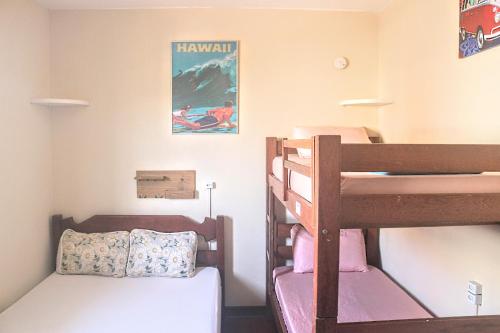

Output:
xmin=172 ymin=41 xmax=239 ymax=134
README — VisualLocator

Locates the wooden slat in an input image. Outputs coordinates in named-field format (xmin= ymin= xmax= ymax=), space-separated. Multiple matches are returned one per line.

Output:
xmin=268 ymin=185 xmax=277 ymax=285
xmin=333 ymin=316 xmax=500 ymax=333
xmin=268 ymin=175 xmax=285 ymax=201
xmin=53 ymin=214 xmax=218 ymax=242
xmin=276 ymin=245 xmax=292 ymax=260
xmin=342 ymin=144 xmax=500 ymax=173
xmin=341 ymin=193 xmax=500 ymax=229
xmin=313 ymin=135 xmax=341 ymax=323
xmin=284 ymin=139 xmax=312 ymax=149
xmin=282 ymin=140 xmax=289 ymax=201
xmin=268 ymin=174 xmax=315 ymax=237
xmin=277 ymin=223 xmax=293 ymax=239
xmin=284 ymin=160 xmax=311 ymax=177
xmin=266 ymin=185 xmax=275 ymax=304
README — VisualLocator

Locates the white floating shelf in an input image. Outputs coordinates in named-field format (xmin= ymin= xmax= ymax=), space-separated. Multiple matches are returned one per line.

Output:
xmin=340 ymin=99 xmax=393 ymax=107
xmin=31 ymin=98 xmax=89 ymax=107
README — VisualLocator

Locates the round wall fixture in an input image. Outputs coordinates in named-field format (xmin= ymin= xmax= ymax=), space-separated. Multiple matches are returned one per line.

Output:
xmin=334 ymin=57 xmax=349 ymax=70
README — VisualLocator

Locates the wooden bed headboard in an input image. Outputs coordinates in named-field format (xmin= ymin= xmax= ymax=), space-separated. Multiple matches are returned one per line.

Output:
xmin=52 ymin=214 xmax=225 ymax=275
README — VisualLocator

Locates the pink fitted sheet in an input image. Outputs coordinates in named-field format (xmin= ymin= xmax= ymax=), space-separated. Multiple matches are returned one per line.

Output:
xmin=274 ymin=266 xmax=431 ymax=333
xmin=273 ymin=155 xmax=500 ymax=202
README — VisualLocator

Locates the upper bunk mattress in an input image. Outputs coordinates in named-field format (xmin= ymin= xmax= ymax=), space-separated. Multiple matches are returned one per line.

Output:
xmin=273 ymin=155 xmax=500 ymax=202
xmin=273 ymin=266 xmax=431 ymax=333
xmin=0 ymin=267 xmax=221 ymax=333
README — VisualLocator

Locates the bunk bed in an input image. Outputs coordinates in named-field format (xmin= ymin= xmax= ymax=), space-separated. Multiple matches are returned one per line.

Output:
xmin=266 ymin=134 xmax=500 ymax=333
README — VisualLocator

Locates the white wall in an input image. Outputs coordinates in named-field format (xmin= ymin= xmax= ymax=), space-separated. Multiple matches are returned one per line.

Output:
xmin=378 ymin=0 xmax=500 ymax=316
xmin=50 ymin=8 xmax=379 ymax=306
xmin=0 ymin=0 xmax=53 ymax=312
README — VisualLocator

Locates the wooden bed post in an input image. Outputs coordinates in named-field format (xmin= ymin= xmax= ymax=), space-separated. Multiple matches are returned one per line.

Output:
xmin=365 ymin=228 xmax=381 ymax=269
xmin=312 ymin=135 xmax=342 ymax=333
xmin=216 ymin=215 xmax=225 ymax=314
xmin=51 ymin=214 xmax=64 ymax=270
xmin=266 ymin=137 xmax=278 ymax=306
xmin=266 ymin=137 xmax=278 ymax=178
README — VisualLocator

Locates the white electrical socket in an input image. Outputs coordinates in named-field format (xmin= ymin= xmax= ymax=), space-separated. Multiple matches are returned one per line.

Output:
xmin=467 ymin=292 xmax=483 ymax=306
xmin=468 ymin=281 xmax=483 ymax=295
xmin=467 ymin=281 xmax=483 ymax=306
xmin=205 ymin=181 xmax=216 ymax=190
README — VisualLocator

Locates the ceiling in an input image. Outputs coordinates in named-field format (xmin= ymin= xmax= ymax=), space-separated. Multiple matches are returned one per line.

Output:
xmin=35 ymin=0 xmax=393 ymax=11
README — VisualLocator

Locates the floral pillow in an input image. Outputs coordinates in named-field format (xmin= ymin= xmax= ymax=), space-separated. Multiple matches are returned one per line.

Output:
xmin=126 ymin=229 xmax=198 ymax=278
xmin=56 ymin=229 xmax=130 ymax=278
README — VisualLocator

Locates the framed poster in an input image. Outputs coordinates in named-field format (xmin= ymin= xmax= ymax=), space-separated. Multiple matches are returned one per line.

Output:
xmin=459 ymin=0 xmax=500 ymax=58
xmin=172 ymin=41 xmax=239 ymax=134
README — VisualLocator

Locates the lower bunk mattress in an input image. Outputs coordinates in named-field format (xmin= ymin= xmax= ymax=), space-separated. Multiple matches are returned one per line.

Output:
xmin=273 ymin=266 xmax=431 ymax=333
xmin=0 ymin=267 xmax=221 ymax=333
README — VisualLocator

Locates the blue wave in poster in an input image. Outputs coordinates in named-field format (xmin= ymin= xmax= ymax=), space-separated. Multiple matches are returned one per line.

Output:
xmin=173 ymin=51 xmax=237 ymax=110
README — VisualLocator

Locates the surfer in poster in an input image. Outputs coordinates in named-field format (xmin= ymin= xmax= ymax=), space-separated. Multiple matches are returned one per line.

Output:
xmin=172 ymin=101 xmax=236 ymax=130
xmin=172 ymin=41 xmax=238 ymax=134
xmin=206 ymin=101 xmax=236 ymax=129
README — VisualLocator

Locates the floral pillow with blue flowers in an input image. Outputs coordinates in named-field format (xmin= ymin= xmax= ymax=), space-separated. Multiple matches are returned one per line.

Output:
xmin=126 ymin=229 xmax=198 ymax=278
xmin=56 ymin=229 xmax=130 ymax=277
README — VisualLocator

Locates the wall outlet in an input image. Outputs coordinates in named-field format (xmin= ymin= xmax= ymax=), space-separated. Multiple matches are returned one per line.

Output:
xmin=467 ymin=281 xmax=483 ymax=306
xmin=205 ymin=181 xmax=216 ymax=190
xmin=467 ymin=292 xmax=483 ymax=306
xmin=468 ymin=281 xmax=483 ymax=295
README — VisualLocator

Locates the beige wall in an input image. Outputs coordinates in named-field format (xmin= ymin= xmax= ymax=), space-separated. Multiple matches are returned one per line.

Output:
xmin=0 ymin=0 xmax=53 ymax=312
xmin=50 ymin=9 xmax=379 ymax=306
xmin=378 ymin=0 xmax=500 ymax=316
xmin=3 ymin=0 xmax=497 ymax=315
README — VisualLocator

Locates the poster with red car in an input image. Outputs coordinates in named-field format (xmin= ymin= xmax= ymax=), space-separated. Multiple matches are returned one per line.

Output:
xmin=460 ymin=0 xmax=500 ymax=58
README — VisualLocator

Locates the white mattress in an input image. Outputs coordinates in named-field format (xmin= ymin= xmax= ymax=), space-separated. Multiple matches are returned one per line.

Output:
xmin=273 ymin=155 xmax=500 ymax=202
xmin=0 ymin=267 xmax=221 ymax=333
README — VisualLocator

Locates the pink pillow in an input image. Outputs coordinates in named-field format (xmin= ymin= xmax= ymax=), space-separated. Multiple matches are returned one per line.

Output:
xmin=291 ymin=225 xmax=368 ymax=273
xmin=291 ymin=224 xmax=314 ymax=273
xmin=339 ymin=229 xmax=368 ymax=272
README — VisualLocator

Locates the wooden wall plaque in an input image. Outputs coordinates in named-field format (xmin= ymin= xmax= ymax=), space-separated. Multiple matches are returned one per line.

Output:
xmin=136 ymin=170 xmax=196 ymax=199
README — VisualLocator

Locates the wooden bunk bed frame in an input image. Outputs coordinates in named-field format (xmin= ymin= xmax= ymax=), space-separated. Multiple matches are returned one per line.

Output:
xmin=266 ymin=135 xmax=500 ymax=333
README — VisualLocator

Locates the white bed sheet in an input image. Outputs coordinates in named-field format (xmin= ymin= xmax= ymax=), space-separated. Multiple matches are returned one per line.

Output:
xmin=0 ymin=267 xmax=221 ymax=333
xmin=273 ymin=155 xmax=500 ymax=202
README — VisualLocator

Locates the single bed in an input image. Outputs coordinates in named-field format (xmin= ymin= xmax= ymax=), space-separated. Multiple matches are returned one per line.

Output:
xmin=0 ymin=268 xmax=221 ymax=333
xmin=273 ymin=154 xmax=500 ymax=202
xmin=0 ymin=214 xmax=225 ymax=333
xmin=273 ymin=266 xmax=431 ymax=333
